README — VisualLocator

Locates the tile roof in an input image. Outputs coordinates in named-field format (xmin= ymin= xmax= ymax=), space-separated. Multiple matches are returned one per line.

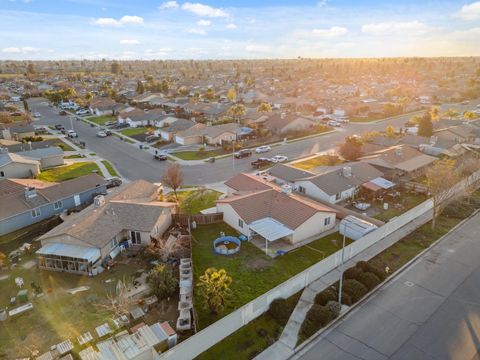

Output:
xmin=224 ymin=173 xmax=272 ymax=192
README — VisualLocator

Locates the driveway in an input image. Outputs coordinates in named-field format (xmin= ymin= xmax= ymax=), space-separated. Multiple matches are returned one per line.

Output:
xmin=294 ymin=211 xmax=480 ymax=360
xmin=28 ymin=98 xmax=480 ymax=186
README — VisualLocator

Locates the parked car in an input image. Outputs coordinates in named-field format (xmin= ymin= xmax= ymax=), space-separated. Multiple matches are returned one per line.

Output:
xmin=251 ymin=157 xmax=273 ymax=169
xmin=461 ymin=100 xmax=470 ymax=105
xmin=115 ymin=123 xmax=129 ymax=129
xmin=76 ymin=109 xmax=90 ymax=116
xmin=54 ymin=124 xmax=65 ymax=130
xmin=327 ymin=120 xmax=341 ymax=127
xmin=255 ymin=145 xmax=271 ymax=154
xmin=33 ymin=112 xmax=42 ymax=118
xmin=67 ymin=130 xmax=78 ymax=138
xmin=270 ymin=155 xmax=288 ymax=163
xmin=96 ymin=131 xmax=107 ymax=138
xmin=234 ymin=149 xmax=253 ymax=159
xmin=59 ymin=110 xmax=67 ymax=116
xmin=35 ymin=126 xmax=48 ymax=135
xmin=104 ymin=120 xmax=117 ymax=127
xmin=104 ymin=129 xmax=112 ymax=136
xmin=154 ymin=152 xmax=168 ymax=161
xmin=105 ymin=177 xmax=122 ymax=188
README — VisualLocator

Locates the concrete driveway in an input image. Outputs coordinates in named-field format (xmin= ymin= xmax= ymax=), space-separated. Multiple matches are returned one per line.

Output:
xmin=294 ymin=211 xmax=480 ymax=360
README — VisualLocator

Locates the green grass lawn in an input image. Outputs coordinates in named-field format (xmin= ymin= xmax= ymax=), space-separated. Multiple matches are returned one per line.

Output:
xmin=87 ymin=115 xmax=116 ymax=125
xmin=180 ymin=190 xmax=222 ymax=214
xmin=173 ymin=149 xmax=230 ymax=161
xmin=64 ymin=154 xmax=82 ymax=159
xmin=119 ymin=127 xmax=147 ymax=137
xmin=54 ymin=140 xmax=75 ymax=151
xmin=292 ymin=155 xmax=344 ymax=170
xmin=373 ymin=192 xmax=429 ymax=222
xmin=192 ymin=223 xmax=351 ymax=329
xmin=101 ymin=160 xmax=119 ymax=177
xmin=37 ymin=162 xmax=101 ymax=182
xmin=196 ymin=291 xmax=301 ymax=360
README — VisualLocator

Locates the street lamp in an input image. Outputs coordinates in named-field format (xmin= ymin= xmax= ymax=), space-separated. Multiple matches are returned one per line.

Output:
xmin=337 ymin=221 xmax=349 ymax=305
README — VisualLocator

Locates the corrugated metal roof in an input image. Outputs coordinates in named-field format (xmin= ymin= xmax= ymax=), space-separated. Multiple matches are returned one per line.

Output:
xmin=250 ymin=217 xmax=294 ymax=242
xmin=36 ymin=243 xmax=100 ymax=263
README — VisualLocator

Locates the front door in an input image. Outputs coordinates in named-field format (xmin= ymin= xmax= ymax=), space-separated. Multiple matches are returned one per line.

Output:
xmin=73 ymin=194 xmax=81 ymax=206
xmin=130 ymin=231 xmax=141 ymax=245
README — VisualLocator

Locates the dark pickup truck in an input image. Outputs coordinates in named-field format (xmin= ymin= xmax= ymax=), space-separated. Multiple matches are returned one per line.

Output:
xmin=251 ymin=158 xmax=272 ymax=169
xmin=234 ymin=149 xmax=253 ymax=159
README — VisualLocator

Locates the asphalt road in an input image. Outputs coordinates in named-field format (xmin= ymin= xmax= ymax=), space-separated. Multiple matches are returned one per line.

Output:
xmin=28 ymin=98 xmax=480 ymax=185
xmin=294 ymin=211 xmax=480 ymax=360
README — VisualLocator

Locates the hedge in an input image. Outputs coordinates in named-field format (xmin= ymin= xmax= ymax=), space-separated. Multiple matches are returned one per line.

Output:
xmin=299 ymin=304 xmax=335 ymax=340
xmin=356 ymin=261 xmax=387 ymax=280
xmin=358 ymin=272 xmax=381 ymax=290
xmin=268 ymin=298 xmax=291 ymax=324
xmin=314 ymin=289 xmax=337 ymax=306
xmin=342 ymin=279 xmax=368 ymax=303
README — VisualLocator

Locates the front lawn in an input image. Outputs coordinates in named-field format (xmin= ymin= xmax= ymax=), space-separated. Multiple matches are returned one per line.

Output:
xmin=54 ymin=139 xmax=75 ymax=151
xmin=180 ymin=189 xmax=222 ymax=214
xmin=192 ymin=223 xmax=351 ymax=329
xmin=87 ymin=115 xmax=116 ymax=125
xmin=173 ymin=149 xmax=230 ymax=161
xmin=37 ymin=162 xmax=101 ymax=182
xmin=101 ymin=160 xmax=119 ymax=177
xmin=119 ymin=127 xmax=147 ymax=137
xmin=292 ymin=154 xmax=344 ymax=170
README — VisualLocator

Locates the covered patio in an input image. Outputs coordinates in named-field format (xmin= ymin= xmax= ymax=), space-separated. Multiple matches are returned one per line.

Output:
xmin=36 ymin=243 xmax=101 ymax=275
xmin=248 ymin=217 xmax=294 ymax=256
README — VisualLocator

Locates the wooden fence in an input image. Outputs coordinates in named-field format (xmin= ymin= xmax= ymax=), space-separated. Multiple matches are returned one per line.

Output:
xmin=172 ymin=213 xmax=224 ymax=226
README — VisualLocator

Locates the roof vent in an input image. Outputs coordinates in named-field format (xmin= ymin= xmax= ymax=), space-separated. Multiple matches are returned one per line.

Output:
xmin=342 ymin=166 xmax=352 ymax=177
xmin=281 ymin=184 xmax=292 ymax=195
xmin=24 ymin=186 xmax=36 ymax=199
xmin=94 ymin=195 xmax=106 ymax=208
xmin=395 ymin=147 xmax=402 ymax=156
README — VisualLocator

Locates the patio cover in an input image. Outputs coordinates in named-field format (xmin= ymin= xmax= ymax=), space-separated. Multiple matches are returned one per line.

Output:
xmin=36 ymin=243 xmax=100 ymax=263
xmin=249 ymin=217 xmax=294 ymax=242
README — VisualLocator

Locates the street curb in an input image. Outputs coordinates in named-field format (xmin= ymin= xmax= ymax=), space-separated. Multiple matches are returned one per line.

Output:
xmin=291 ymin=208 xmax=480 ymax=358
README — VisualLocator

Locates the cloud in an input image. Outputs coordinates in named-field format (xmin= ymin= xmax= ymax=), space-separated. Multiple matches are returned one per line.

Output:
xmin=362 ymin=21 xmax=432 ymax=36
xmin=458 ymin=1 xmax=480 ymax=20
xmin=245 ymin=44 xmax=271 ymax=53
xmin=120 ymin=39 xmax=140 ymax=45
xmin=182 ymin=2 xmax=228 ymax=18
xmin=317 ymin=0 xmax=328 ymax=7
xmin=311 ymin=26 xmax=348 ymax=37
xmin=93 ymin=15 xmax=144 ymax=27
xmin=2 ymin=46 xmax=38 ymax=54
xmin=187 ymin=28 xmax=207 ymax=35
xmin=159 ymin=1 xmax=179 ymax=10
xmin=197 ymin=19 xmax=211 ymax=26
xmin=226 ymin=23 xmax=237 ymax=29
xmin=144 ymin=48 xmax=172 ymax=58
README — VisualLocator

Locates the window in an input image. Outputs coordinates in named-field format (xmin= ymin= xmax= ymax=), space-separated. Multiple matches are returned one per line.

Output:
xmin=130 ymin=231 xmax=141 ymax=245
xmin=324 ymin=217 xmax=331 ymax=226
xmin=335 ymin=193 xmax=341 ymax=201
xmin=298 ymin=186 xmax=306 ymax=194
xmin=31 ymin=208 xmax=41 ymax=218
xmin=111 ymin=237 xmax=118 ymax=249
xmin=238 ymin=219 xmax=244 ymax=228
xmin=0 ymin=171 xmax=4 ymax=177
xmin=53 ymin=200 xmax=63 ymax=210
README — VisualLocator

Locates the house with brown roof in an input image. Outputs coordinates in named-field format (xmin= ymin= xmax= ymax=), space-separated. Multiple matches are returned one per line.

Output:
xmin=0 ymin=173 xmax=106 ymax=236
xmin=89 ymin=98 xmax=125 ymax=116
xmin=36 ymin=180 xmax=176 ymax=275
xmin=217 ymin=173 xmax=337 ymax=247
xmin=0 ymin=150 xmax=41 ymax=178
xmin=174 ymin=123 xmax=239 ymax=145
xmin=263 ymin=113 xmax=316 ymax=134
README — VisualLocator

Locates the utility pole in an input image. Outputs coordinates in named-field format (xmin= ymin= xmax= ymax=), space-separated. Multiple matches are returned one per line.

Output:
xmin=338 ymin=223 xmax=348 ymax=305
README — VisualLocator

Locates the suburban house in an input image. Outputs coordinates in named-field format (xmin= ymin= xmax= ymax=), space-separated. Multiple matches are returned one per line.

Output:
xmin=263 ymin=113 xmax=317 ymax=134
xmin=89 ymin=98 xmax=125 ymax=116
xmin=0 ymin=123 xmax=36 ymax=141
xmin=175 ymin=123 xmax=239 ymax=145
xmin=118 ymin=108 xmax=165 ymax=128
xmin=0 ymin=174 xmax=106 ymax=236
xmin=156 ymin=119 xmax=196 ymax=141
xmin=15 ymin=147 xmax=64 ymax=169
xmin=359 ymin=144 xmax=437 ymax=179
xmin=0 ymin=150 xmax=40 ymax=178
xmin=36 ymin=180 xmax=176 ymax=275
xmin=217 ymin=173 xmax=337 ymax=247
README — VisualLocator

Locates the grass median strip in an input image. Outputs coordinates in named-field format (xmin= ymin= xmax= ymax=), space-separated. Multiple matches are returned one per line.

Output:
xmin=101 ymin=160 xmax=118 ymax=177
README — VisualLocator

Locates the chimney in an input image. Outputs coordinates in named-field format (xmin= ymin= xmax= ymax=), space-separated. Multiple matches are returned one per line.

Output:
xmin=24 ymin=186 xmax=37 ymax=199
xmin=281 ymin=184 xmax=292 ymax=195
xmin=94 ymin=195 xmax=106 ymax=208
xmin=342 ymin=166 xmax=352 ymax=177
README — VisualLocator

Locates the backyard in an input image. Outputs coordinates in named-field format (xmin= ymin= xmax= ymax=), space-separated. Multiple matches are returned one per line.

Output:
xmin=179 ymin=189 xmax=221 ymax=214
xmin=371 ymin=192 xmax=429 ymax=222
xmin=37 ymin=162 xmax=101 ymax=182
xmin=191 ymin=223 xmax=351 ymax=329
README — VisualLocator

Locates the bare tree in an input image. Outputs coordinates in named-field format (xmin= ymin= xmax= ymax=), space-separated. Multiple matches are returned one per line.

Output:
xmin=162 ymin=163 xmax=184 ymax=201
xmin=96 ymin=279 xmax=134 ymax=317
xmin=425 ymin=160 xmax=460 ymax=229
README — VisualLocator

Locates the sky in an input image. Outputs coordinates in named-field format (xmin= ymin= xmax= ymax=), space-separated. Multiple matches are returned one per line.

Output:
xmin=1 ymin=0 xmax=480 ymax=60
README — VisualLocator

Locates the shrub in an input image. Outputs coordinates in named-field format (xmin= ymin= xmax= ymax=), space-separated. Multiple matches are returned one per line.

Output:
xmin=356 ymin=261 xmax=387 ymax=281
xmin=146 ymin=264 xmax=178 ymax=300
xmin=314 ymin=289 xmax=337 ymax=306
xmin=268 ymin=298 xmax=291 ymax=324
xmin=326 ymin=301 xmax=341 ymax=317
xmin=342 ymin=279 xmax=368 ymax=303
xmin=340 ymin=292 xmax=352 ymax=306
xmin=299 ymin=305 xmax=335 ymax=340
xmin=344 ymin=266 xmax=363 ymax=281
xmin=358 ymin=272 xmax=381 ymax=290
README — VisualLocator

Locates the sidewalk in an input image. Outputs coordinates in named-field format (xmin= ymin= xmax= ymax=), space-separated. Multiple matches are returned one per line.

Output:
xmin=255 ymin=209 xmax=432 ymax=360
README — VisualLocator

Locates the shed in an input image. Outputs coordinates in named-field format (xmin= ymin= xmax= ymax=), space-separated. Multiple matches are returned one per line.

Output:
xmin=339 ymin=215 xmax=378 ymax=241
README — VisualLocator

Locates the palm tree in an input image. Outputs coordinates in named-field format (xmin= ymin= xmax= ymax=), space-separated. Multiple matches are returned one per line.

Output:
xmin=464 ymin=111 xmax=478 ymax=121
xmin=228 ymin=104 xmax=246 ymax=123
xmin=443 ymin=108 xmax=459 ymax=120
xmin=429 ymin=106 xmax=440 ymax=121
xmin=197 ymin=268 xmax=232 ymax=314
